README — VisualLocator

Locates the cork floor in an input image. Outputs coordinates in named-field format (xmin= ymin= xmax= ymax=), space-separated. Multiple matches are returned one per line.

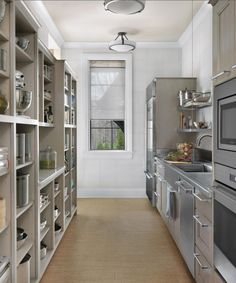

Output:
xmin=40 ymin=199 xmax=194 ymax=283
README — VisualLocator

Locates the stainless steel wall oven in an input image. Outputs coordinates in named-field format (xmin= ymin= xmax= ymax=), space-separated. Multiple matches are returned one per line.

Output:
xmin=214 ymin=185 xmax=236 ymax=283
xmin=214 ymin=78 xmax=236 ymax=189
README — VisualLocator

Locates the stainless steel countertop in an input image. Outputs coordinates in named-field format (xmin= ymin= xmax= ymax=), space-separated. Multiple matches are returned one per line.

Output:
xmin=156 ymin=155 xmax=213 ymax=193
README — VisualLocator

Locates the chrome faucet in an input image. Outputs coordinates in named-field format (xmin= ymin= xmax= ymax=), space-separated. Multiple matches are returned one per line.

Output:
xmin=195 ymin=133 xmax=212 ymax=148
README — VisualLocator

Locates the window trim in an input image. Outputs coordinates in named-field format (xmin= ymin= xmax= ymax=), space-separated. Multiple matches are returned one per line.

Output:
xmin=82 ymin=53 xmax=133 ymax=158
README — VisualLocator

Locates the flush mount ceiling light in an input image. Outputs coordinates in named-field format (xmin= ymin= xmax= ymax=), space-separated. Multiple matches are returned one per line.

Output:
xmin=104 ymin=0 xmax=146 ymax=15
xmin=109 ymin=32 xmax=136 ymax=52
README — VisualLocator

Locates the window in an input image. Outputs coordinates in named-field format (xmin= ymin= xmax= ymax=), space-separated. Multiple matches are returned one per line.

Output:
xmin=90 ymin=60 xmax=125 ymax=150
xmin=82 ymin=54 xmax=132 ymax=157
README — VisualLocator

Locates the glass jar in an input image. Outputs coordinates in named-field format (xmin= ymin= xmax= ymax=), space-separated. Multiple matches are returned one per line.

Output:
xmin=40 ymin=146 xmax=57 ymax=169
xmin=0 ymin=92 xmax=9 ymax=114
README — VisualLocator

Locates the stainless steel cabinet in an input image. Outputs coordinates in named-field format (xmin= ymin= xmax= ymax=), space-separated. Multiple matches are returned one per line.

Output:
xmin=195 ymin=246 xmax=213 ymax=283
xmin=177 ymin=177 xmax=195 ymax=276
xmin=155 ymin=174 xmax=162 ymax=213
xmin=193 ymin=184 xmax=213 ymax=283
xmin=212 ymin=0 xmax=236 ymax=85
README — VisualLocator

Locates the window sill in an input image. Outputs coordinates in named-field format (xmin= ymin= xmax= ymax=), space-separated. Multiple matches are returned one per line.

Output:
xmin=84 ymin=150 xmax=133 ymax=159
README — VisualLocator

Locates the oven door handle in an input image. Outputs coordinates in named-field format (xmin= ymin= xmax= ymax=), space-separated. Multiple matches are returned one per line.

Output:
xmin=194 ymin=253 xmax=209 ymax=270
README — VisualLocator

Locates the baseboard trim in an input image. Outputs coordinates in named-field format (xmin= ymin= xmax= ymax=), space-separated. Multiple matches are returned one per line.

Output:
xmin=77 ymin=188 xmax=146 ymax=198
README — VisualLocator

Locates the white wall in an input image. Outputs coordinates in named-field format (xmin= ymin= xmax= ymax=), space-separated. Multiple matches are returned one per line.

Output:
xmin=62 ymin=45 xmax=182 ymax=197
xmin=179 ymin=2 xmax=213 ymax=130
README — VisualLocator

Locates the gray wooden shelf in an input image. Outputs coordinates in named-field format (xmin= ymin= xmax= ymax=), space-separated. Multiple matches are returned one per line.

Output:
xmin=17 ymin=202 xmax=33 ymax=219
xmin=17 ymin=239 xmax=33 ymax=266
xmin=16 ymin=161 xmax=34 ymax=170
xmin=0 ymin=223 xmax=9 ymax=234
xmin=0 ymin=69 xmax=9 ymax=78
xmin=40 ymin=200 xmax=51 ymax=214
xmin=40 ymin=226 xmax=50 ymax=241
xmin=15 ymin=44 xmax=33 ymax=63
xmin=38 ymin=122 xmax=54 ymax=128
xmin=39 ymin=167 xmax=64 ymax=189
xmin=0 ymin=30 xmax=9 ymax=41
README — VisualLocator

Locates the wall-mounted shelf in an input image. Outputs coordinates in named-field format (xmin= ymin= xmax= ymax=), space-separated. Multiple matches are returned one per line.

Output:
xmin=180 ymin=102 xmax=212 ymax=109
xmin=177 ymin=128 xmax=212 ymax=133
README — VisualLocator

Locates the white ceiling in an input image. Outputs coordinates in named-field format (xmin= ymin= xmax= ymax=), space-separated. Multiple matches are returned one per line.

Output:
xmin=43 ymin=0 xmax=204 ymax=42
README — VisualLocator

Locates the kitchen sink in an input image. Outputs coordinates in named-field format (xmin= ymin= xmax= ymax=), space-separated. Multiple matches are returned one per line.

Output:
xmin=172 ymin=163 xmax=212 ymax=173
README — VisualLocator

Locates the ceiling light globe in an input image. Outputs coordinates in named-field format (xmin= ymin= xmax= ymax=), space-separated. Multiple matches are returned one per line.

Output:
xmin=104 ymin=0 xmax=145 ymax=15
xmin=109 ymin=40 xmax=136 ymax=52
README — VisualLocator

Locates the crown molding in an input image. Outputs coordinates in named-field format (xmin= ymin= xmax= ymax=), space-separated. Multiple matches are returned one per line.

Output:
xmin=24 ymin=1 xmax=64 ymax=47
xmin=62 ymin=41 xmax=181 ymax=49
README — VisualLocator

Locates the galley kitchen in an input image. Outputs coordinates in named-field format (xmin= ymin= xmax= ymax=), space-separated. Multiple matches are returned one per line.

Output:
xmin=0 ymin=0 xmax=234 ymax=283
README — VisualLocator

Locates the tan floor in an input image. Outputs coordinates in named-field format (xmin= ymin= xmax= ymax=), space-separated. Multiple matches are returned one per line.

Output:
xmin=41 ymin=199 xmax=194 ymax=283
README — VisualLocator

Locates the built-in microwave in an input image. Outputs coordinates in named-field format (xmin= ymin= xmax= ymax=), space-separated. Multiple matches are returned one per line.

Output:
xmin=214 ymin=78 xmax=236 ymax=189
xmin=214 ymin=185 xmax=236 ymax=283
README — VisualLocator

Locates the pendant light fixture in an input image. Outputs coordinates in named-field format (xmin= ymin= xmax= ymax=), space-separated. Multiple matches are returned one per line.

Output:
xmin=104 ymin=0 xmax=146 ymax=15
xmin=109 ymin=32 xmax=136 ymax=52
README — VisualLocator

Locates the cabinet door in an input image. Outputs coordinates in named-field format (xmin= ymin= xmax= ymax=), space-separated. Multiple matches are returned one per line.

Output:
xmin=161 ymin=180 xmax=168 ymax=224
xmin=155 ymin=175 xmax=162 ymax=213
xmin=195 ymin=247 xmax=213 ymax=283
xmin=213 ymin=0 xmax=235 ymax=85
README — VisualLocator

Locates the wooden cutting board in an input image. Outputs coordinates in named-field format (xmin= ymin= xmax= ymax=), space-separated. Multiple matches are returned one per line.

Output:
xmin=165 ymin=160 xmax=191 ymax=164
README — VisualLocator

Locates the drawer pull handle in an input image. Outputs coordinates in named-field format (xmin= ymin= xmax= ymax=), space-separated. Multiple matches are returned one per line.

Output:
xmin=212 ymin=70 xmax=230 ymax=80
xmin=194 ymin=253 xmax=209 ymax=270
xmin=232 ymin=64 xmax=236 ymax=69
xmin=175 ymin=181 xmax=192 ymax=193
xmin=193 ymin=215 xmax=209 ymax=228
xmin=193 ymin=192 xmax=211 ymax=202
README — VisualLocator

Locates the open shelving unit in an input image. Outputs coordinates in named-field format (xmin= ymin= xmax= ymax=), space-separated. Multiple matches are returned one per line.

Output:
xmin=178 ymin=99 xmax=212 ymax=134
xmin=0 ymin=2 xmax=78 ymax=283
xmin=38 ymin=40 xmax=55 ymax=126
xmin=55 ymin=60 xmax=78 ymax=230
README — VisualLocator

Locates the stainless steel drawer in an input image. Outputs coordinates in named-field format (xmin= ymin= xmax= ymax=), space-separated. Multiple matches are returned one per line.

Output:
xmin=194 ymin=210 xmax=213 ymax=265
xmin=194 ymin=247 xmax=213 ymax=283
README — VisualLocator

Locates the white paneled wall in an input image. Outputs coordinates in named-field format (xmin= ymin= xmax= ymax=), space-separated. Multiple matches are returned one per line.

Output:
xmin=62 ymin=46 xmax=182 ymax=197
xmin=179 ymin=2 xmax=213 ymax=126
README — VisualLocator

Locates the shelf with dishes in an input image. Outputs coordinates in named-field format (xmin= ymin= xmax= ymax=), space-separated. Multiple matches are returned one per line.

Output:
xmin=0 ymin=3 xmax=78 ymax=283
xmin=38 ymin=40 xmax=55 ymax=125
xmin=177 ymin=89 xmax=212 ymax=133
xmin=17 ymin=239 xmax=33 ymax=266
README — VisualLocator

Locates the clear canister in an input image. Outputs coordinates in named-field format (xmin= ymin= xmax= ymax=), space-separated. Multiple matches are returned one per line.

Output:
xmin=40 ymin=146 xmax=57 ymax=169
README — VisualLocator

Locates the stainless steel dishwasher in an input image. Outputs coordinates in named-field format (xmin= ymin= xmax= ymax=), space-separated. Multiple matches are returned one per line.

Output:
xmin=176 ymin=178 xmax=194 ymax=276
